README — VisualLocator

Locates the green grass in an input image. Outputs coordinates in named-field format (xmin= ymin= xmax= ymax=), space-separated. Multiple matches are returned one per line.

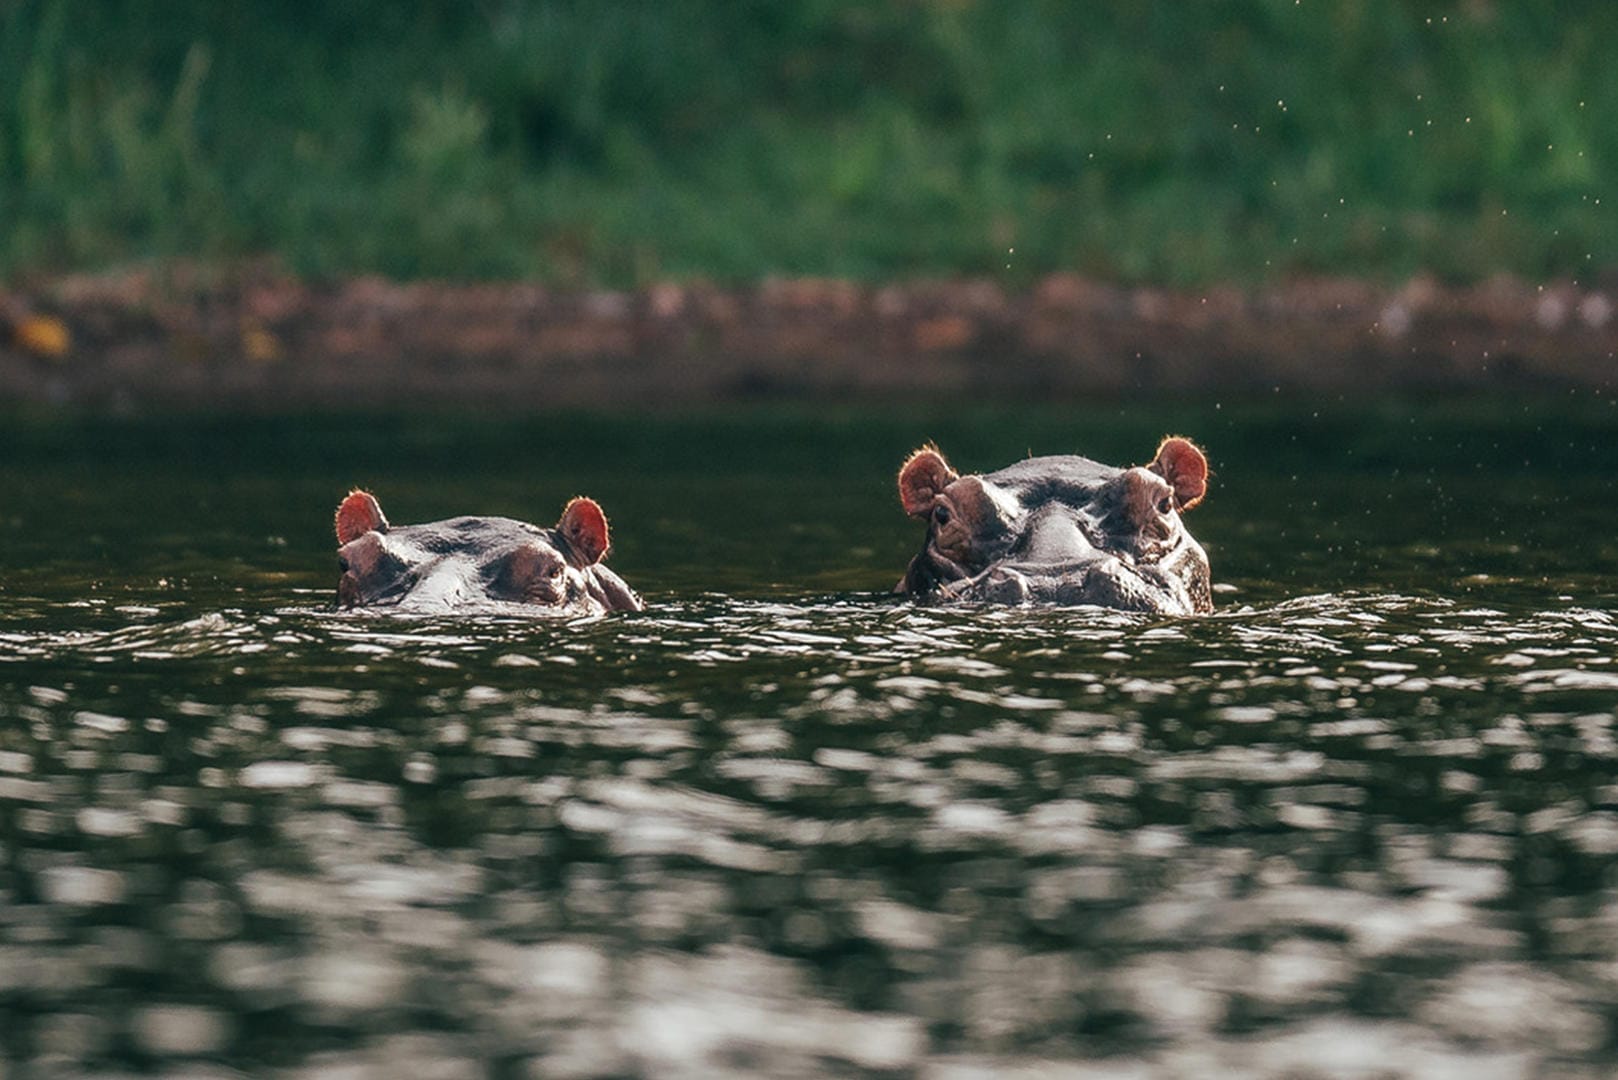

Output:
xmin=1 ymin=0 xmax=1614 ymax=286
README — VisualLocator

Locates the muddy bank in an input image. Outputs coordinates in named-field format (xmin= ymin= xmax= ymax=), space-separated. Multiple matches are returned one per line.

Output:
xmin=2 ymin=270 xmax=1615 ymax=410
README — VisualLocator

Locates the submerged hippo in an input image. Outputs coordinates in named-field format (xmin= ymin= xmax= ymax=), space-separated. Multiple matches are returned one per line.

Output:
xmin=334 ymin=491 xmax=643 ymax=613
xmin=896 ymin=437 xmax=1213 ymax=613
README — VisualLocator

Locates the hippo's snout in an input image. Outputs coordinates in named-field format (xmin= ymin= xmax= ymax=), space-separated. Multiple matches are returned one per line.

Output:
xmin=973 ymin=567 xmax=1032 ymax=604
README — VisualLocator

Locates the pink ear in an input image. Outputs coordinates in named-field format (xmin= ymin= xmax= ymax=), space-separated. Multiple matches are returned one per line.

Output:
xmin=1148 ymin=437 xmax=1209 ymax=511
xmin=336 ymin=490 xmax=388 ymax=544
xmin=898 ymin=446 xmax=959 ymax=517
xmin=558 ymin=496 xmax=611 ymax=565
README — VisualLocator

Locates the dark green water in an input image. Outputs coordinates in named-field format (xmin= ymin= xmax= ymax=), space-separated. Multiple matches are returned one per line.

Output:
xmin=3 ymin=402 xmax=1618 ymax=1078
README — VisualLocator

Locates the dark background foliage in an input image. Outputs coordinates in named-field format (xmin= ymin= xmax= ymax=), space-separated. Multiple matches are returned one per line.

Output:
xmin=2 ymin=0 xmax=1612 ymax=284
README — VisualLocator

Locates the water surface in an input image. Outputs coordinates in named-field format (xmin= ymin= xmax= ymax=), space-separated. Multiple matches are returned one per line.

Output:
xmin=2 ymin=402 xmax=1617 ymax=1077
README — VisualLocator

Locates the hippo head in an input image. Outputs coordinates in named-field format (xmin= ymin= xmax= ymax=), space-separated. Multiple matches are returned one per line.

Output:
xmin=896 ymin=437 xmax=1213 ymax=613
xmin=334 ymin=491 xmax=643 ymax=614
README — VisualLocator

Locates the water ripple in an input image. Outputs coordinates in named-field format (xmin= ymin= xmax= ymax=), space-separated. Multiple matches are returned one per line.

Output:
xmin=4 ymin=584 xmax=1618 ymax=1076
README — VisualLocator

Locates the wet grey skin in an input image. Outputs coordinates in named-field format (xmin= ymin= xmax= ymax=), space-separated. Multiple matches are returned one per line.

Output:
xmin=895 ymin=437 xmax=1214 ymax=614
xmin=334 ymin=491 xmax=643 ymax=614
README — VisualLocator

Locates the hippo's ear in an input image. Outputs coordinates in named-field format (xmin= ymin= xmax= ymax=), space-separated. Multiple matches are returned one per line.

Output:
xmin=1148 ymin=437 xmax=1209 ymax=512
xmin=898 ymin=446 xmax=959 ymax=517
xmin=558 ymin=496 xmax=611 ymax=566
xmin=336 ymin=490 xmax=388 ymax=544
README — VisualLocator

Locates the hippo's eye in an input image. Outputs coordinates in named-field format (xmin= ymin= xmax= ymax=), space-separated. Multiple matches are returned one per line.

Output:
xmin=548 ymin=563 xmax=563 ymax=579
xmin=933 ymin=504 xmax=951 ymax=526
xmin=1156 ymin=497 xmax=1173 ymax=515
xmin=338 ymin=557 xmax=350 ymax=573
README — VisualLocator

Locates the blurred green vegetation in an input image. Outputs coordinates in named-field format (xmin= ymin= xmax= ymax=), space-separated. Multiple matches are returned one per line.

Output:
xmin=1 ymin=0 xmax=1613 ymax=285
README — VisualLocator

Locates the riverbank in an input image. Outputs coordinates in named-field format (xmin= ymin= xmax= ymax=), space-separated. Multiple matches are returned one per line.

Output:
xmin=3 ymin=269 xmax=1615 ymax=409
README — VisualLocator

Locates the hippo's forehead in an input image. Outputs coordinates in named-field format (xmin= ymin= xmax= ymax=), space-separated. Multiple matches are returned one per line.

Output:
xmin=981 ymin=454 xmax=1124 ymax=509
xmin=384 ymin=516 xmax=559 ymax=562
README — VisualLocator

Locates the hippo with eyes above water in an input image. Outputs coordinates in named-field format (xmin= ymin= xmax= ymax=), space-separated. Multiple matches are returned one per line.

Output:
xmin=896 ymin=437 xmax=1213 ymax=613
xmin=334 ymin=490 xmax=643 ymax=614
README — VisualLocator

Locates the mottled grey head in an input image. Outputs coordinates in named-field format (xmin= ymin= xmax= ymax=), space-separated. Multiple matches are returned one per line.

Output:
xmin=334 ymin=491 xmax=642 ymax=614
xmin=896 ymin=437 xmax=1213 ymax=613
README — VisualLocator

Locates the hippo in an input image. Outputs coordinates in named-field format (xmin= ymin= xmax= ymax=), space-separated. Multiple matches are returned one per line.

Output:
xmin=334 ymin=490 xmax=643 ymax=614
xmin=895 ymin=437 xmax=1213 ymax=613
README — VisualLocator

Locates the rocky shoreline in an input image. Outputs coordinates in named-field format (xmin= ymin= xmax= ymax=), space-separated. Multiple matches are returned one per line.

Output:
xmin=3 ymin=270 xmax=1615 ymax=409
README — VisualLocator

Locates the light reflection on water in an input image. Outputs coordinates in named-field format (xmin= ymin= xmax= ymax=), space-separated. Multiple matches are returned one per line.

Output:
xmin=2 ymin=405 xmax=1618 ymax=1076
xmin=3 ymin=586 xmax=1618 ymax=1077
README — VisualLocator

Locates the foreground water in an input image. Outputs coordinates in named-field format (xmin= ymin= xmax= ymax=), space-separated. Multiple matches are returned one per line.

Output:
xmin=2 ymin=402 xmax=1618 ymax=1078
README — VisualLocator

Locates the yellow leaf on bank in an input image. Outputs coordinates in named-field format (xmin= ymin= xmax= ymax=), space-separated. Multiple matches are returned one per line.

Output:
xmin=13 ymin=314 xmax=71 ymax=359
xmin=241 ymin=321 xmax=282 ymax=363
